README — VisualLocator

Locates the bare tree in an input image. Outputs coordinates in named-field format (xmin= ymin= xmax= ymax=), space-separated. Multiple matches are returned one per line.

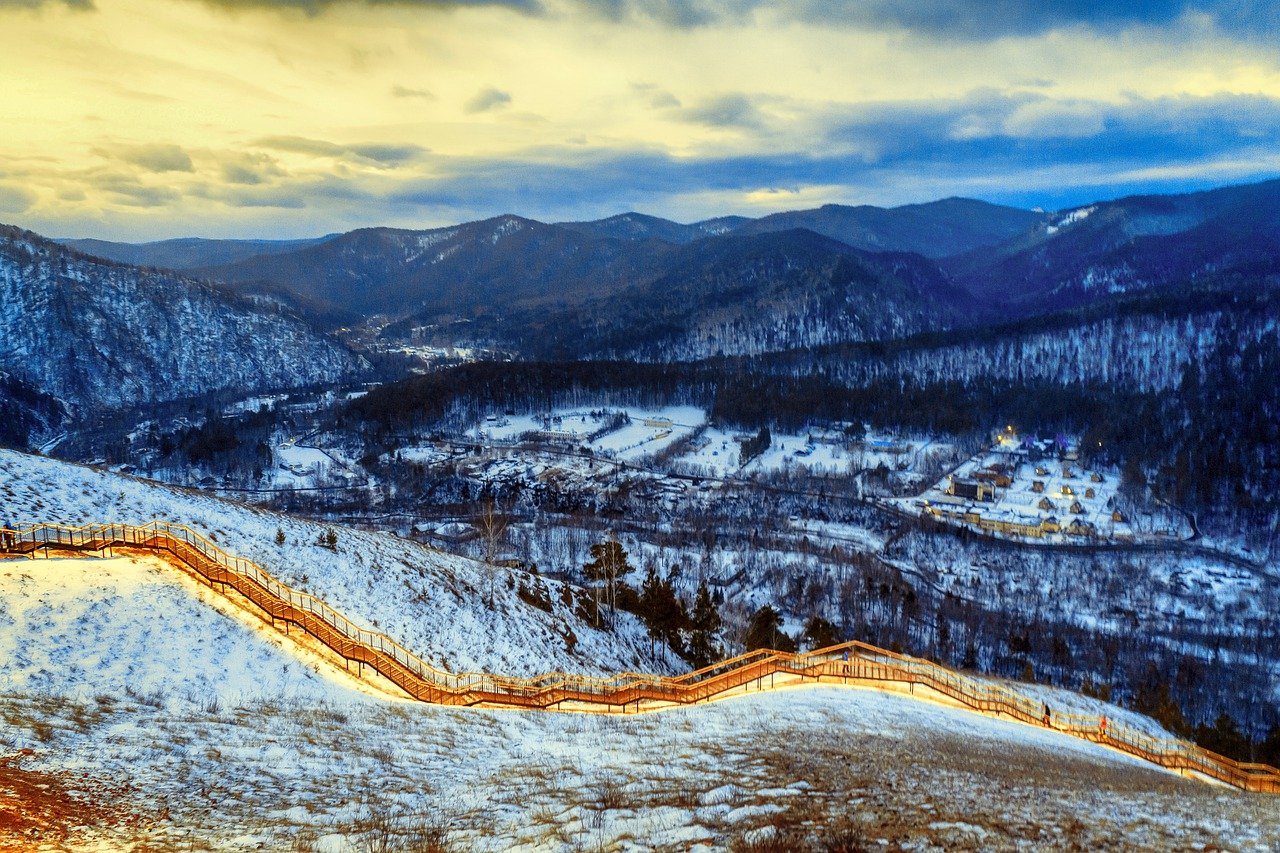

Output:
xmin=476 ymin=495 xmax=510 ymax=605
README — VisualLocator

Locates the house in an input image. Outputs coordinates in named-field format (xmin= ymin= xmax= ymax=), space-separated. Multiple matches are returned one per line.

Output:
xmin=1067 ymin=519 xmax=1095 ymax=536
xmin=1062 ymin=467 xmax=1076 ymax=478
xmin=975 ymin=468 xmax=1014 ymax=487
xmin=1070 ymin=500 xmax=1085 ymax=514
xmin=1031 ymin=480 xmax=1045 ymax=493
xmin=1035 ymin=466 xmax=1050 ymax=476
xmin=643 ymin=417 xmax=673 ymax=429
xmin=1041 ymin=516 xmax=1061 ymax=533
xmin=1085 ymin=487 xmax=1096 ymax=499
xmin=1112 ymin=509 xmax=1126 ymax=523
xmin=1060 ymin=484 xmax=1075 ymax=496
xmin=1038 ymin=497 xmax=1056 ymax=511
xmin=1090 ymin=472 xmax=1104 ymax=483
xmin=948 ymin=478 xmax=994 ymax=501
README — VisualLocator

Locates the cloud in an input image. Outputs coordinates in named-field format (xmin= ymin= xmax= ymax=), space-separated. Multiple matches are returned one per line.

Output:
xmin=0 ymin=184 xmax=37 ymax=213
xmin=680 ymin=93 xmax=763 ymax=129
xmin=0 ymin=0 xmax=93 ymax=10
xmin=87 ymin=173 xmax=183 ymax=207
xmin=216 ymin=151 xmax=286 ymax=185
xmin=348 ymin=143 xmax=427 ymax=164
xmin=192 ymin=0 xmax=540 ymax=14
xmin=391 ymin=84 xmax=435 ymax=99
xmin=464 ymin=86 xmax=512 ymax=113
xmin=254 ymin=136 xmax=427 ymax=166
xmin=1002 ymin=100 xmax=1107 ymax=139
xmin=95 ymin=143 xmax=195 ymax=173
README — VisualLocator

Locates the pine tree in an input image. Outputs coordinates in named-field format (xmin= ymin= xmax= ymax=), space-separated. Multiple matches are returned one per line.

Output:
xmin=686 ymin=580 xmax=722 ymax=668
xmin=275 ymin=527 xmax=285 ymax=546
xmin=744 ymin=604 xmax=795 ymax=652
xmin=801 ymin=615 xmax=840 ymax=651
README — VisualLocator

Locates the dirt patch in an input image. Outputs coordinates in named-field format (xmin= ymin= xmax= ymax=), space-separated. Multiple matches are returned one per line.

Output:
xmin=0 ymin=749 xmax=158 ymax=848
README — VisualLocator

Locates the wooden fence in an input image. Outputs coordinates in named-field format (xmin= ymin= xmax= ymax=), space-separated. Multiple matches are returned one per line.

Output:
xmin=1 ymin=521 xmax=1277 ymax=793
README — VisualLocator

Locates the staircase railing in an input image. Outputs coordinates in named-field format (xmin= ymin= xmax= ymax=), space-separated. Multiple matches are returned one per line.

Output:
xmin=2 ymin=521 xmax=1276 ymax=793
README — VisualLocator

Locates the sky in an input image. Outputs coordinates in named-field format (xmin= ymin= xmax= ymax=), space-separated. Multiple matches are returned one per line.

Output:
xmin=3 ymin=0 xmax=1280 ymax=241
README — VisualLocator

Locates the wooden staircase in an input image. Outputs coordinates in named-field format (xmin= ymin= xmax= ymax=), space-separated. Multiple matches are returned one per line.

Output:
xmin=3 ymin=521 xmax=1277 ymax=793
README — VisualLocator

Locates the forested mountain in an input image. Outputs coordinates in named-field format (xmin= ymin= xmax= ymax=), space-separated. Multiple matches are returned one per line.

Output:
xmin=749 ymin=281 xmax=1280 ymax=393
xmin=59 ymin=235 xmax=332 ymax=270
xmin=731 ymin=197 xmax=1044 ymax=258
xmin=0 ymin=225 xmax=365 ymax=424
xmin=556 ymin=212 xmax=748 ymax=244
xmin=198 ymin=215 xmax=671 ymax=320
xmin=196 ymin=216 xmax=985 ymax=356
xmin=946 ymin=179 xmax=1280 ymax=310
xmin=500 ymin=229 xmax=975 ymax=359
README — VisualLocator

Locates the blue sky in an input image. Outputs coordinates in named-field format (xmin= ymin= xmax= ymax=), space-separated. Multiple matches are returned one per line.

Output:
xmin=2 ymin=0 xmax=1280 ymax=239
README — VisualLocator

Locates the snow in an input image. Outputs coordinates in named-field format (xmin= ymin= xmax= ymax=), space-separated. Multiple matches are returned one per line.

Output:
xmin=470 ymin=405 xmax=705 ymax=463
xmin=0 ymin=555 xmax=370 ymax=708
xmin=8 ymin=681 xmax=1274 ymax=850
xmin=1045 ymin=204 xmax=1095 ymax=235
xmin=0 ymin=455 xmax=1273 ymax=849
xmin=0 ymin=449 xmax=672 ymax=680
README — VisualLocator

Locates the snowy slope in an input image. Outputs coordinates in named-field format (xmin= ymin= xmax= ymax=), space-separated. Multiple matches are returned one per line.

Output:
xmin=0 ymin=225 xmax=363 ymax=416
xmin=0 ymin=554 xmax=369 ymax=707
xmin=0 ymin=449 xmax=672 ymax=679
xmin=7 ymin=684 xmax=1276 ymax=851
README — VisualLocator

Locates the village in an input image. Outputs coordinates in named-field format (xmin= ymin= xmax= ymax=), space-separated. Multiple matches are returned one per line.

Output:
xmin=896 ymin=426 xmax=1188 ymax=544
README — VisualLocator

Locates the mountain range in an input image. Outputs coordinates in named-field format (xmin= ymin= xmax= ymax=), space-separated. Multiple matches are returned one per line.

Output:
xmin=2 ymin=176 xmax=1276 ymax=442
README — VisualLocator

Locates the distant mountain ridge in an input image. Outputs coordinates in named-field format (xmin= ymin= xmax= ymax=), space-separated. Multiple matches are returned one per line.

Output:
xmin=39 ymin=177 xmax=1280 ymax=369
xmin=59 ymin=235 xmax=334 ymax=271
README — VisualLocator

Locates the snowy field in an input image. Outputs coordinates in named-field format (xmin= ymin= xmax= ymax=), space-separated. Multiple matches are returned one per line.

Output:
xmin=0 ymin=555 xmax=369 ymax=707
xmin=0 ymin=558 xmax=1264 ymax=850
xmin=469 ymin=405 xmax=705 ymax=463
xmin=0 ymin=450 xmax=671 ymax=680
xmin=6 ymin=672 xmax=1278 ymax=850
xmin=670 ymin=426 xmax=949 ymax=481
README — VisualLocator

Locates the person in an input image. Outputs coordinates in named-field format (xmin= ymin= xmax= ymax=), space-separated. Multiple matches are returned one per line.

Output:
xmin=1100 ymin=715 xmax=1108 ymax=738
xmin=1043 ymin=703 xmax=1051 ymax=727
xmin=841 ymin=648 xmax=850 ymax=675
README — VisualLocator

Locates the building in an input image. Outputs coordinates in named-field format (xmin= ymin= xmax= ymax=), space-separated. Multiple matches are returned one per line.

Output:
xmin=643 ymin=417 xmax=673 ymax=429
xmin=1060 ymin=484 xmax=1075 ymax=496
xmin=1112 ymin=509 xmax=1126 ymax=523
xmin=1067 ymin=519 xmax=1096 ymax=536
xmin=1038 ymin=497 xmax=1056 ymax=511
xmin=1085 ymin=487 xmax=1096 ymax=499
xmin=947 ymin=478 xmax=994 ymax=501
xmin=974 ymin=468 xmax=1014 ymax=487
xmin=1070 ymin=500 xmax=1085 ymax=514
xmin=1090 ymin=472 xmax=1104 ymax=483
xmin=1031 ymin=480 xmax=1045 ymax=493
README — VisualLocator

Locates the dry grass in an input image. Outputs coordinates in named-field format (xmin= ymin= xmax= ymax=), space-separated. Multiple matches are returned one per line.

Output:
xmin=2 ymin=689 xmax=1278 ymax=851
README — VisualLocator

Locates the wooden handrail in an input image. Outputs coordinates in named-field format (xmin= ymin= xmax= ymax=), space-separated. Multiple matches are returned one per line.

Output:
xmin=1 ymin=521 xmax=1277 ymax=793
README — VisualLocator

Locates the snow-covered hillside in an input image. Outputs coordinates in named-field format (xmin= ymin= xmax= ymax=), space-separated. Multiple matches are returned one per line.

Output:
xmin=0 ymin=225 xmax=364 ymax=419
xmin=814 ymin=307 xmax=1277 ymax=393
xmin=0 ymin=449 xmax=671 ymax=679
xmin=6 ymin=679 xmax=1276 ymax=850
xmin=0 ymin=554 xmax=370 ymax=707
xmin=2 ymin=455 xmax=1277 ymax=849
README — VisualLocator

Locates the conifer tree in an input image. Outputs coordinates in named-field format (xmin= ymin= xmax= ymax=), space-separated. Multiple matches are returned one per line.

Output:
xmin=686 ymin=580 xmax=722 ymax=668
